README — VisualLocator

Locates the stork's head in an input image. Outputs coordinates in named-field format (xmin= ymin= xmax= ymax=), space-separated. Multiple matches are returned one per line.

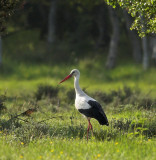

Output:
xmin=59 ymin=69 xmax=80 ymax=84
xmin=70 ymin=69 xmax=80 ymax=77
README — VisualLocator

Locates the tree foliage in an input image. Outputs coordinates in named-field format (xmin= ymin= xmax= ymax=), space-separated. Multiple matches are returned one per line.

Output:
xmin=0 ymin=0 xmax=22 ymax=34
xmin=105 ymin=0 xmax=156 ymax=37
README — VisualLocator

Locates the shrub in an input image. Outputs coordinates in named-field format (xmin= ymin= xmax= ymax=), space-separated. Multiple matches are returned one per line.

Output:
xmin=35 ymin=84 xmax=59 ymax=101
xmin=0 ymin=94 xmax=7 ymax=113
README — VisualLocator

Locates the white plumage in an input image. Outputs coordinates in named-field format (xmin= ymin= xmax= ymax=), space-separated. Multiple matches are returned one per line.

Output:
xmin=72 ymin=69 xmax=95 ymax=110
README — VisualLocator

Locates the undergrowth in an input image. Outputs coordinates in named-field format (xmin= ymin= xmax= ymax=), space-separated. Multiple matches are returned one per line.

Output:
xmin=0 ymin=86 xmax=155 ymax=145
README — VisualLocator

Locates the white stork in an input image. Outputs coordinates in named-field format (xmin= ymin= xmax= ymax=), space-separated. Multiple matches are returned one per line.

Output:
xmin=59 ymin=69 xmax=109 ymax=140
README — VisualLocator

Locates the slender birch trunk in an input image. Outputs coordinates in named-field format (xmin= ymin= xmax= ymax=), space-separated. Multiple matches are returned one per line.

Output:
xmin=142 ymin=36 xmax=149 ymax=70
xmin=47 ymin=0 xmax=57 ymax=44
xmin=141 ymin=16 xmax=150 ymax=70
xmin=96 ymin=4 xmax=106 ymax=48
xmin=106 ymin=7 xmax=120 ymax=69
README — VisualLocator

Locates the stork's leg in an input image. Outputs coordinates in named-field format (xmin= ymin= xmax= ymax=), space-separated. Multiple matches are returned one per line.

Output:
xmin=87 ymin=118 xmax=94 ymax=140
xmin=89 ymin=122 xmax=94 ymax=136
xmin=88 ymin=119 xmax=94 ymax=136
xmin=87 ymin=120 xmax=90 ymax=141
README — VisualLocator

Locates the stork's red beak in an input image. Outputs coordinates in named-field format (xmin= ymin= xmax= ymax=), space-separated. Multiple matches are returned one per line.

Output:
xmin=59 ymin=74 xmax=72 ymax=84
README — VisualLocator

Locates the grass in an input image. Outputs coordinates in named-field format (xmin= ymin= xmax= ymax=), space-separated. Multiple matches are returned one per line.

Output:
xmin=0 ymin=94 xmax=155 ymax=160
xmin=0 ymin=30 xmax=156 ymax=160
xmin=0 ymin=109 xmax=156 ymax=160
xmin=0 ymin=136 xmax=155 ymax=160
xmin=0 ymin=59 xmax=156 ymax=96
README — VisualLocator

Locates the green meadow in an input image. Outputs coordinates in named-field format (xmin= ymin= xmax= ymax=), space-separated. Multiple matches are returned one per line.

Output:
xmin=0 ymin=31 xmax=156 ymax=160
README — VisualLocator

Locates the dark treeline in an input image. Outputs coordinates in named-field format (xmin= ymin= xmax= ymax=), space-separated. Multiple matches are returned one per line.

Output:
xmin=0 ymin=0 xmax=156 ymax=69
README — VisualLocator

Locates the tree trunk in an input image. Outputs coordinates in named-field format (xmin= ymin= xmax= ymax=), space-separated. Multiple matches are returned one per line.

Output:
xmin=142 ymin=36 xmax=149 ymax=70
xmin=123 ymin=10 xmax=142 ymax=63
xmin=0 ymin=36 xmax=2 ymax=66
xmin=47 ymin=0 xmax=57 ymax=44
xmin=150 ymin=36 xmax=156 ymax=63
xmin=106 ymin=7 xmax=120 ymax=69
xmin=141 ymin=16 xmax=150 ymax=70
xmin=96 ymin=4 xmax=107 ymax=48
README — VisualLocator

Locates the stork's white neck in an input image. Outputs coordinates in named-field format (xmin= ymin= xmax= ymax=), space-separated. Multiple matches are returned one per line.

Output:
xmin=74 ymin=75 xmax=84 ymax=95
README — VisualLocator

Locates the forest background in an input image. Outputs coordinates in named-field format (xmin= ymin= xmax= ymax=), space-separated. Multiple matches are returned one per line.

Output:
xmin=0 ymin=0 xmax=156 ymax=160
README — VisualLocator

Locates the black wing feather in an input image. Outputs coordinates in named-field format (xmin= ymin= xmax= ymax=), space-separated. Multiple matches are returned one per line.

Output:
xmin=78 ymin=100 xmax=109 ymax=126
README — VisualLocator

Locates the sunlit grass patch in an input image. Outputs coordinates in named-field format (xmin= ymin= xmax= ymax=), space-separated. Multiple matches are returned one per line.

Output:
xmin=0 ymin=136 xmax=155 ymax=160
